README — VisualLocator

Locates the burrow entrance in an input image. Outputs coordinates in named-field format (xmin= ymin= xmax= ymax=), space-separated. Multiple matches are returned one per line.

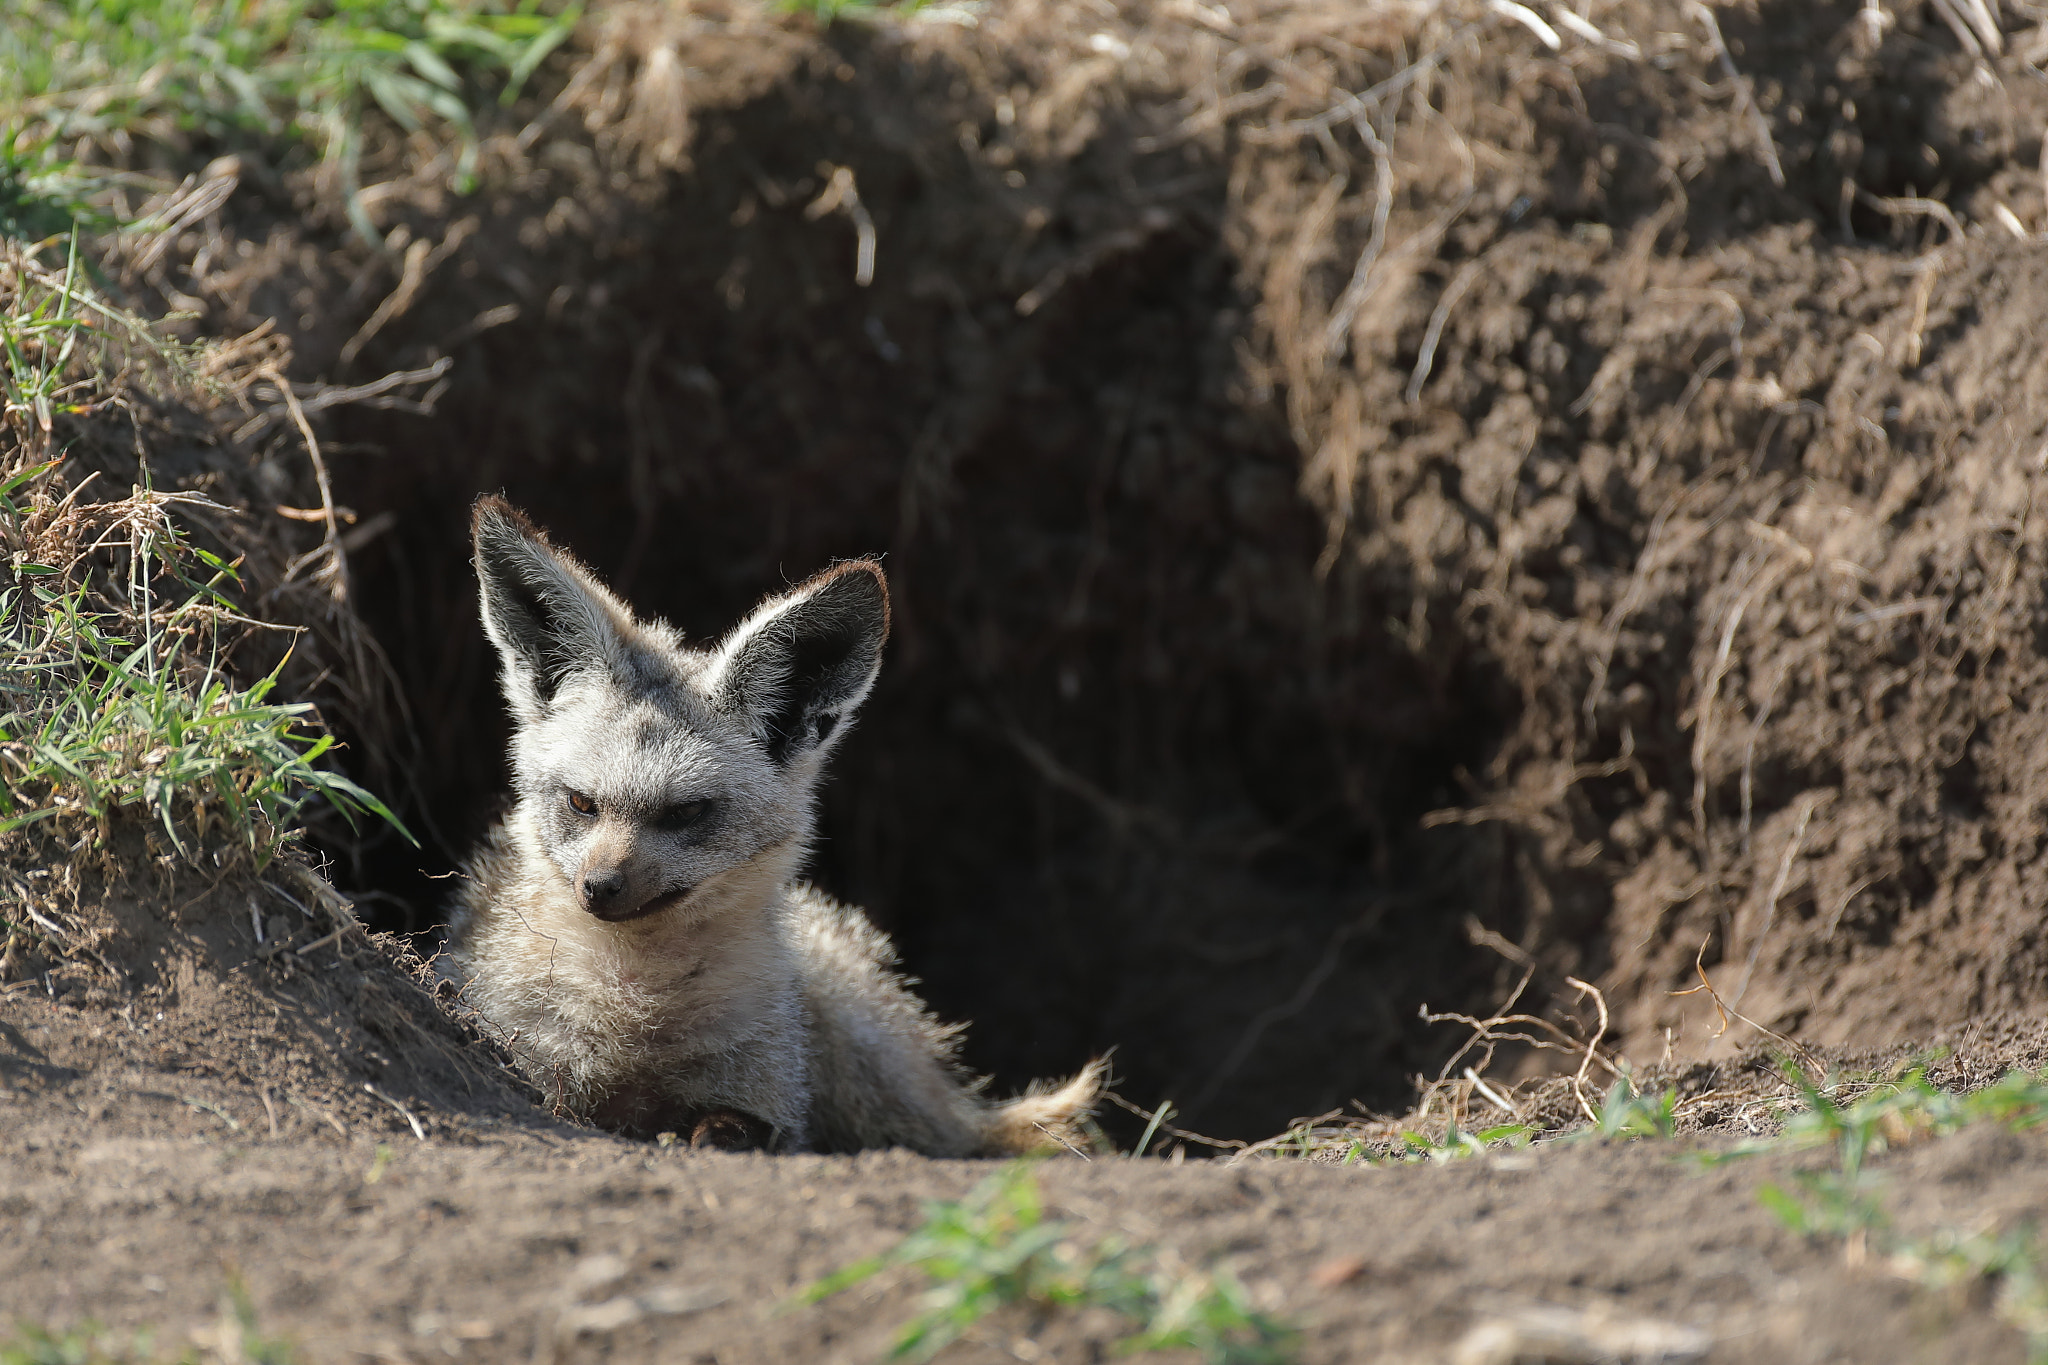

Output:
xmin=314 ymin=23 xmax=1520 ymax=1141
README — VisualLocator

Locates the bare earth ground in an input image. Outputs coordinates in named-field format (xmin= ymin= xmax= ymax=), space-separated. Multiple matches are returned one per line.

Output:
xmin=6 ymin=1017 xmax=2048 ymax=1365
xmin=6 ymin=853 xmax=2048 ymax=1362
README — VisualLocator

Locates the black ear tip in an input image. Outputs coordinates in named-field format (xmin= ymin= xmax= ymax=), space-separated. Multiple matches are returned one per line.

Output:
xmin=472 ymin=494 xmax=541 ymax=549
xmin=812 ymin=560 xmax=890 ymax=633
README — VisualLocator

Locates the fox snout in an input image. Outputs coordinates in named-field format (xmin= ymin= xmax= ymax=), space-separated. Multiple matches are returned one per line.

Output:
xmin=576 ymin=829 xmax=687 ymax=923
xmin=578 ymin=862 xmax=690 ymax=922
xmin=578 ymin=864 xmax=632 ymax=918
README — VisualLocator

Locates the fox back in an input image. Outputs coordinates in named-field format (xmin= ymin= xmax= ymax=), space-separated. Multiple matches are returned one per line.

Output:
xmin=443 ymin=497 xmax=1100 ymax=1154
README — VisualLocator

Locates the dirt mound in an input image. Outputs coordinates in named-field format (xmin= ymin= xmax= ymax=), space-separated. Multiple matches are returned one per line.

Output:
xmin=87 ymin=0 xmax=2048 ymax=1138
xmin=0 ymin=242 xmax=531 ymax=1145
xmin=1 ymin=822 xmax=534 ymax=1142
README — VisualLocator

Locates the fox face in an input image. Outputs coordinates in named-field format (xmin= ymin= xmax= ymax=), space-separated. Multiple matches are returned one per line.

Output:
xmin=471 ymin=497 xmax=889 ymax=927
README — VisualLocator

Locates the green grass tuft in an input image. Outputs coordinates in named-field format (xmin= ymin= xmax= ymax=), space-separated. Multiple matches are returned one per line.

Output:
xmin=0 ymin=234 xmax=119 ymax=432
xmin=3 ymin=0 xmax=579 ymax=241
xmin=803 ymin=1161 xmax=1294 ymax=1364
xmin=1384 ymin=1121 xmax=1531 ymax=1164
xmin=1585 ymin=1078 xmax=1678 ymax=1141
xmin=782 ymin=0 xmax=932 ymax=23
xmin=1749 ymin=1065 xmax=2048 ymax=1362
xmin=0 ymin=234 xmax=407 ymax=864
xmin=0 ymin=133 xmax=109 ymax=243
xmin=0 ymin=573 xmax=406 ymax=859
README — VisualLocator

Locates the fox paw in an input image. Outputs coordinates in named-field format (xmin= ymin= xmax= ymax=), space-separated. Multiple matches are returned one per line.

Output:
xmin=688 ymin=1109 xmax=775 ymax=1151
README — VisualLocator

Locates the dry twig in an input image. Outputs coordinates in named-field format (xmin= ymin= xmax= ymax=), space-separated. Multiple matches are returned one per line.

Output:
xmin=364 ymin=1081 xmax=429 ymax=1142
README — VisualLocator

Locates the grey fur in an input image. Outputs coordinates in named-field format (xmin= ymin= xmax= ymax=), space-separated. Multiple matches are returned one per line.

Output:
xmin=443 ymin=497 xmax=1100 ymax=1154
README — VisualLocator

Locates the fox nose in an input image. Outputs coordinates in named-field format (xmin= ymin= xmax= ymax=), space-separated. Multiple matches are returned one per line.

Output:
xmin=581 ymin=868 xmax=628 ymax=914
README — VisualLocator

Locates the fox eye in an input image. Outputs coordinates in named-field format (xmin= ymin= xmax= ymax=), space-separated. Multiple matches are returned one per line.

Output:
xmin=566 ymin=790 xmax=597 ymax=818
xmin=661 ymin=799 xmax=711 ymax=829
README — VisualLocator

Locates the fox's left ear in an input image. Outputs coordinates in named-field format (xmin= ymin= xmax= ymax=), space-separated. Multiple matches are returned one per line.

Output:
xmin=710 ymin=561 xmax=890 ymax=765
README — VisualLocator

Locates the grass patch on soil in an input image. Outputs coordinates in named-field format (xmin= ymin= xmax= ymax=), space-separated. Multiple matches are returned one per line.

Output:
xmin=3 ymin=1277 xmax=297 ymax=1364
xmin=1227 ymin=1055 xmax=2048 ymax=1356
xmin=2 ymin=0 xmax=576 ymax=239
xmin=1216 ymin=1015 xmax=2048 ymax=1359
xmin=1370 ymin=1057 xmax=2048 ymax=1359
xmin=803 ymin=1161 xmax=1294 ymax=1363
xmin=0 ymin=562 xmax=397 ymax=856
xmin=1732 ymin=1065 xmax=2048 ymax=1362
xmin=1712 ymin=1063 xmax=2048 ymax=1170
xmin=0 ymin=230 xmax=403 ymax=937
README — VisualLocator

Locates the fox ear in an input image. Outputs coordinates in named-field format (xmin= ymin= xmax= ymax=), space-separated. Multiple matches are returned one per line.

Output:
xmin=471 ymin=496 xmax=628 ymax=721
xmin=712 ymin=561 xmax=890 ymax=765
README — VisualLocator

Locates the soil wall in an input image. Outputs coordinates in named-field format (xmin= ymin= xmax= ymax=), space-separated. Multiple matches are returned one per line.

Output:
xmin=119 ymin=0 xmax=2048 ymax=1136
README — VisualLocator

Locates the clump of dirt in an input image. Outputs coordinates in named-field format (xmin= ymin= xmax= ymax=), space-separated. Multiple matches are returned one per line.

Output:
xmin=82 ymin=0 xmax=2048 ymax=1140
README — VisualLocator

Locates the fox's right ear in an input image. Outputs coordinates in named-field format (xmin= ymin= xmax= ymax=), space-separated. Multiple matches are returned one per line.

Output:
xmin=471 ymin=496 xmax=627 ymax=722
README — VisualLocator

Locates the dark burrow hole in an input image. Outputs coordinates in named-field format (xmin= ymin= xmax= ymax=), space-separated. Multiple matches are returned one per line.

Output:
xmin=318 ymin=41 xmax=1522 ymax=1143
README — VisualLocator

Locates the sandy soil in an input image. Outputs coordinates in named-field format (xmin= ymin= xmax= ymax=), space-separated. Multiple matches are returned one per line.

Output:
xmin=7 ymin=1018 xmax=2046 ymax=1365
xmin=6 ymin=855 xmax=2048 ymax=1361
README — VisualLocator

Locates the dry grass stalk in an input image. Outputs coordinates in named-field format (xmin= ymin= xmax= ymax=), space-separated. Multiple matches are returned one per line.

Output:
xmin=1729 ymin=792 xmax=1826 ymax=1008
xmin=1670 ymin=936 xmax=1822 ymax=1075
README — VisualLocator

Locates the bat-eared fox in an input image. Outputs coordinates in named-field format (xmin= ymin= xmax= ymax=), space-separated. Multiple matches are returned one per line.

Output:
xmin=442 ymin=497 xmax=1102 ymax=1154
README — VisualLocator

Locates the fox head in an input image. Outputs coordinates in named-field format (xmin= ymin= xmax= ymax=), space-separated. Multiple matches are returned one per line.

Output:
xmin=470 ymin=496 xmax=889 ymax=924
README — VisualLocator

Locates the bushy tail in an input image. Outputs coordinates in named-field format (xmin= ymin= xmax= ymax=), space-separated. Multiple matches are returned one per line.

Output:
xmin=977 ymin=1058 xmax=1107 ymax=1156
